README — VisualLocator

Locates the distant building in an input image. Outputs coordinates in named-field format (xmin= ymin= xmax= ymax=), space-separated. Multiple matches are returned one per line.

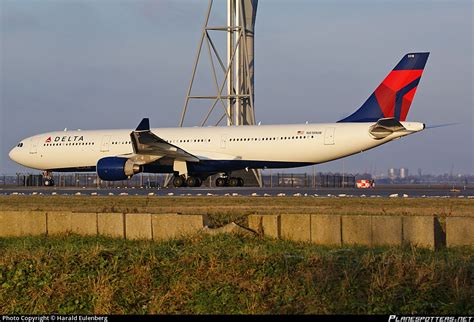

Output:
xmin=388 ymin=167 xmax=409 ymax=180
xmin=400 ymin=168 xmax=409 ymax=179
xmin=388 ymin=168 xmax=400 ymax=179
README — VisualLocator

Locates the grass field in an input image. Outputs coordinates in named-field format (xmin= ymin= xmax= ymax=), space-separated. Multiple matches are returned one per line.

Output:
xmin=0 ymin=234 xmax=472 ymax=314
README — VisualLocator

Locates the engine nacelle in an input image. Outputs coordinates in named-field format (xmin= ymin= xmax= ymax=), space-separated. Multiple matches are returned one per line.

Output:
xmin=97 ymin=157 xmax=140 ymax=181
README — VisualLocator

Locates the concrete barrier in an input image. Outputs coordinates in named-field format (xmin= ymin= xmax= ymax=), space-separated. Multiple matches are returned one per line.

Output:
xmin=371 ymin=216 xmax=402 ymax=246
xmin=0 ymin=211 xmax=46 ymax=237
xmin=1 ymin=210 xmax=465 ymax=248
xmin=125 ymin=213 xmax=152 ymax=240
xmin=280 ymin=214 xmax=311 ymax=242
xmin=402 ymin=216 xmax=438 ymax=249
xmin=71 ymin=213 xmax=98 ymax=236
xmin=152 ymin=214 xmax=207 ymax=240
xmin=47 ymin=212 xmax=97 ymax=236
xmin=446 ymin=217 xmax=474 ymax=247
xmin=47 ymin=212 xmax=73 ymax=235
xmin=26 ymin=212 xmax=47 ymax=236
xmin=98 ymin=213 xmax=125 ymax=239
xmin=311 ymin=215 xmax=341 ymax=246
xmin=0 ymin=211 xmax=20 ymax=237
xmin=342 ymin=216 xmax=372 ymax=246
xmin=248 ymin=214 xmax=280 ymax=238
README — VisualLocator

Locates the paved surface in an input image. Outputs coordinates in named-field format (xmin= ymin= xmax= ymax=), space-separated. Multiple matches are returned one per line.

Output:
xmin=1 ymin=185 xmax=473 ymax=198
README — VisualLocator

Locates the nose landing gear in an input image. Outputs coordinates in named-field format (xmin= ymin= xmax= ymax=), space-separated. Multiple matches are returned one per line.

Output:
xmin=42 ymin=171 xmax=55 ymax=187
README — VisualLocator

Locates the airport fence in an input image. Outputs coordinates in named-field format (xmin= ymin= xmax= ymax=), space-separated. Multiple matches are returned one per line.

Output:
xmin=0 ymin=173 xmax=165 ymax=189
xmin=262 ymin=173 xmax=355 ymax=188
xmin=0 ymin=172 xmax=355 ymax=188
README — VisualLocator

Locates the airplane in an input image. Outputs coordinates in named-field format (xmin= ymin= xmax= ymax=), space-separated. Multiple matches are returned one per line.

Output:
xmin=9 ymin=52 xmax=429 ymax=188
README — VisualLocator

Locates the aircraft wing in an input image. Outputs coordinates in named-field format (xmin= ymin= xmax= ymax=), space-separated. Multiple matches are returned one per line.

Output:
xmin=129 ymin=118 xmax=200 ymax=163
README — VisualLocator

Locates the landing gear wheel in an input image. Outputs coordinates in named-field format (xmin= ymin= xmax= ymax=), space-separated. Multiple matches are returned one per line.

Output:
xmin=228 ymin=177 xmax=239 ymax=187
xmin=186 ymin=177 xmax=203 ymax=187
xmin=195 ymin=177 xmax=203 ymax=187
xmin=172 ymin=176 xmax=186 ymax=188
xmin=216 ymin=177 xmax=227 ymax=187
xmin=186 ymin=176 xmax=198 ymax=187
xmin=237 ymin=177 xmax=244 ymax=187
xmin=44 ymin=179 xmax=55 ymax=187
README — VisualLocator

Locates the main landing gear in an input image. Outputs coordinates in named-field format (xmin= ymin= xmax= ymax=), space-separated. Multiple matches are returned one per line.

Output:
xmin=216 ymin=176 xmax=244 ymax=187
xmin=172 ymin=175 xmax=203 ymax=188
xmin=42 ymin=171 xmax=55 ymax=187
xmin=171 ymin=174 xmax=244 ymax=188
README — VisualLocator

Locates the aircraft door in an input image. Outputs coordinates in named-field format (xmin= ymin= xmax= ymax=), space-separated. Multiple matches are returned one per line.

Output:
xmin=100 ymin=135 xmax=111 ymax=152
xmin=324 ymin=127 xmax=335 ymax=145
xmin=220 ymin=135 xmax=227 ymax=149
xmin=29 ymin=137 xmax=39 ymax=154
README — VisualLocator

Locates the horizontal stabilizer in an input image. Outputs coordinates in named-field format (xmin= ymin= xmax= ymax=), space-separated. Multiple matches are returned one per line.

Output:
xmin=369 ymin=118 xmax=406 ymax=139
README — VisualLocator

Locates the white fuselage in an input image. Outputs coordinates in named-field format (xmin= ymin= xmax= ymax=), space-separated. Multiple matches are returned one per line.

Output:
xmin=9 ymin=121 xmax=424 ymax=173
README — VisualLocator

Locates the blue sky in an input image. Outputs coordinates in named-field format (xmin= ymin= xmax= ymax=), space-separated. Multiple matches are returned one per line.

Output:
xmin=1 ymin=0 xmax=472 ymax=175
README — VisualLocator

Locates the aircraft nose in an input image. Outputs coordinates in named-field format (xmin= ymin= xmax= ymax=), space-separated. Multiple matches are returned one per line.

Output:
xmin=8 ymin=147 xmax=18 ymax=162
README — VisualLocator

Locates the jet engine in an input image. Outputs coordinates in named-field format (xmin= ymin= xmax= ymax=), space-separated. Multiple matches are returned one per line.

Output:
xmin=97 ymin=157 xmax=140 ymax=181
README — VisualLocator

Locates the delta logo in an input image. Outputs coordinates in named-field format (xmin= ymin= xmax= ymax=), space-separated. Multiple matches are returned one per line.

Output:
xmin=45 ymin=136 xmax=84 ymax=143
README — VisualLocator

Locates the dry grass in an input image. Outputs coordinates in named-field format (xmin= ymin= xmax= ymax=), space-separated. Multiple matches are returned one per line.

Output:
xmin=0 ymin=196 xmax=472 ymax=218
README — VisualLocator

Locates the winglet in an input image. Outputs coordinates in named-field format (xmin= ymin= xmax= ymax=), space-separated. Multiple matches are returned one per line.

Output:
xmin=136 ymin=118 xmax=150 ymax=131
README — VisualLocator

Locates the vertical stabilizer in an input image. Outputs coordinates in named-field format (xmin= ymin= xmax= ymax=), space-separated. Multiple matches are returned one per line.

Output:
xmin=339 ymin=52 xmax=429 ymax=122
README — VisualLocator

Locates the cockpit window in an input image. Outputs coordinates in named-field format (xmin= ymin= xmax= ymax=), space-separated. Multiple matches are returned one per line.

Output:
xmin=17 ymin=143 xmax=24 ymax=147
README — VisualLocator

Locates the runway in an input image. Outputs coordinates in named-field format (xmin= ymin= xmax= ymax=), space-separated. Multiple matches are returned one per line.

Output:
xmin=1 ymin=185 xmax=473 ymax=198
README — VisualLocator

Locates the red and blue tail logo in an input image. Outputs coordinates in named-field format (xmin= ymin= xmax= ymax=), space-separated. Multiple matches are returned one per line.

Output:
xmin=338 ymin=52 xmax=429 ymax=123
